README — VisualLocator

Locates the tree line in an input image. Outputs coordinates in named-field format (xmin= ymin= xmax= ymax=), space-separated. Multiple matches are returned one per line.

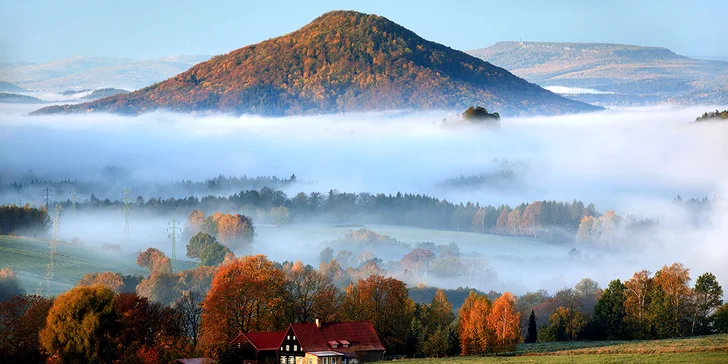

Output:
xmin=22 ymin=186 xmax=664 ymax=244
xmin=0 ymin=204 xmax=49 ymax=236
xmin=2 ymin=252 xmax=726 ymax=363
xmin=695 ymin=109 xmax=728 ymax=122
xmin=1 ymin=173 xmax=299 ymax=203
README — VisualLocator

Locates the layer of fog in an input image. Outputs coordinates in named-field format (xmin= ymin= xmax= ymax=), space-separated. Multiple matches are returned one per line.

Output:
xmin=544 ymin=86 xmax=616 ymax=95
xmin=1 ymin=104 xmax=728 ymax=295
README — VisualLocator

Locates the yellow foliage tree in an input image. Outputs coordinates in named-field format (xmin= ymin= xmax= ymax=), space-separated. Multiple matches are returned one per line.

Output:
xmin=459 ymin=290 xmax=491 ymax=355
xmin=39 ymin=285 xmax=118 ymax=363
xmin=487 ymin=292 xmax=521 ymax=352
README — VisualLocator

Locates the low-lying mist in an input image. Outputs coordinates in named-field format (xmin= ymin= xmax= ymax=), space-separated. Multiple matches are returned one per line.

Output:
xmin=1 ymin=104 xmax=727 ymax=296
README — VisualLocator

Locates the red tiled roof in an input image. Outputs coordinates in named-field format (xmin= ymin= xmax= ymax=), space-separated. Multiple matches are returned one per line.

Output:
xmin=290 ymin=321 xmax=385 ymax=355
xmin=231 ymin=331 xmax=286 ymax=351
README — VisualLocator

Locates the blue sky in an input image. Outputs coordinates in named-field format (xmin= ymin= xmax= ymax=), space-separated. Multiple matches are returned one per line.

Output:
xmin=1 ymin=0 xmax=727 ymax=63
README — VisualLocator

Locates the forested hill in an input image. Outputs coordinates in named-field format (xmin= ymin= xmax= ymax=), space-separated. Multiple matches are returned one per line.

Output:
xmin=33 ymin=11 xmax=598 ymax=116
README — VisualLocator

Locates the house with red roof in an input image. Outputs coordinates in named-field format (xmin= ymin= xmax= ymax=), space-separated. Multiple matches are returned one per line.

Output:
xmin=233 ymin=320 xmax=385 ymax=364
xmin=231 ymin=331 xmax=287 ymax=364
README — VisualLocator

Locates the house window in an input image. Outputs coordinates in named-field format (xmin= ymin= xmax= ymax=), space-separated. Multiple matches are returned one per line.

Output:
xmin=286 ymin=345 xmax=290 ymax=351
xmin=293 ymin=335 xmax=296 ymax=340
xmin=308 ymin=358 xmax=313 ymax=364
xmin=288 ymin=357 xmax=295 ymax=364
xmin=298 ymin=358 xmax=302 ymax=364
xmin=280 ymin=356 xmax=286 ymax=364
xmin=288 ymin=335 xmax=291 ymax=340
xmin=323 ymin=358 xmax=328 ymax=364
xmin=294 ymin=345 xmax=298 ymax=351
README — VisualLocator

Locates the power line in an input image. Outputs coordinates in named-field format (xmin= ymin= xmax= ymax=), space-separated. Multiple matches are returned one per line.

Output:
xmin=47 ymin=203 xmax=61 ymax=298
xmin=123 ymin=188 xmax=131 ymax=241
xmin=71 ymin=191 xmax=78 ymax=216
xmin=42 ymin=188 xmax=53 ymax=210
xmin=168 ymin=218 xmax=182 ymax=267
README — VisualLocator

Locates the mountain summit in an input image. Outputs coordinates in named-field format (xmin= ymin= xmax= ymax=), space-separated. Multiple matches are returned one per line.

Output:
xmin=34 ymin=11 xmax=598 ymax=116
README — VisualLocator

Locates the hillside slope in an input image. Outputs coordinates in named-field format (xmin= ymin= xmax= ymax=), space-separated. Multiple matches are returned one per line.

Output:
xmin=0 ymin=55 xmax=210 ymax=91
xmin=0 ymin=81 xmax=28 ymax=93
xmin=33 ymin=11 xmax=598 ymax=116
xmin=0 ymin=93 xmax=44 ymax=103
xmin=468 ymin=42 xmax=728 ymax=105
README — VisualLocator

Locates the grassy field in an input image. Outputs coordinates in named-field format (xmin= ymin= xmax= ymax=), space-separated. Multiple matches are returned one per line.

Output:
xmin=401 ymin=335 xmax=728 ymax=363
xmin=0 ymin=235 xmax=195 ymax=296
xmin=253 ymin=223 xmax=568 ymax=266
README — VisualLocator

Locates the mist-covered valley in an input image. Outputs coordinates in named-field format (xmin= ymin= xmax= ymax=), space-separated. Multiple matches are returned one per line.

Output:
xmin=2 ymin=103 xmax=727 ymax=296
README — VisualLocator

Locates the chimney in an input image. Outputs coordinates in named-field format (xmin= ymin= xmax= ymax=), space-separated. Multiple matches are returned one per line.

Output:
xmin=315 ymin=318 xmax=321 ymax=328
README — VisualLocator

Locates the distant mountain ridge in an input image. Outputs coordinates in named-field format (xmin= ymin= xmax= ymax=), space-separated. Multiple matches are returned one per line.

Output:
xmin=0 ymin=81 xmax=27 ymax=93
xmin=467 ymin=41 xmax=728 ymax=106
xmin=0 ymin=55 xmax=210 ymax=91
xmin=32 ymin=11 xmax=598 ymax=116
xmin=0 ymin=93 xmax=44 ymax=103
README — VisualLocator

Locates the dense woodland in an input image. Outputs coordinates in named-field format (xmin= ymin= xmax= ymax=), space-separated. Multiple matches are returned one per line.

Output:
xmin=0 ymin=204 xmax=49 ymax=236
xmin=32 ymin=11 xmax=594 ymax=117
xmin=0 ymin=190 xmax=627 ymax=244
xmin=1 ymin=172 xmax=298 ymax=201
xmin=1 ymin=188 xmax=713 ymax=248
xmin=1 ymin=249 xmax=726 ymax=363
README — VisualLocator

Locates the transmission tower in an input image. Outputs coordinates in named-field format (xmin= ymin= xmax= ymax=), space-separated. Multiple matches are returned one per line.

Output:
xmin=47 ymin=203 xmax=61 ymax=297
xmin=42 ymin=188 xmax=53 ymax=210
xmin=34 ymin=279 xmax=45 ymax=296
xmin=123 ymin=188 xmax=131 ymax=240
xmin=71 ymin=191 xmax=78 ymax=215
xmin=168 ymin=219 xmax=181 ymax=266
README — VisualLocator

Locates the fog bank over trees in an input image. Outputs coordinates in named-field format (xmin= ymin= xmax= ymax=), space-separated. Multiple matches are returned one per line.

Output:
xmin=1 ymin=105 xmax=726 ymax=207
xmin=1 ymin=105 xmax=727 ymax=293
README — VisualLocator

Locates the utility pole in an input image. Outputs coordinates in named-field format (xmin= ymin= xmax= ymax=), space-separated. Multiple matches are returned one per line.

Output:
xmin=42 ymin=188 xmax=53 ymax=210
xmin=47 ymin=203 xmax=61 ymax=297
xmin=70 ymin=191 xmax=78 ymax=216
xmin=123 ymin=188 xmax=131 ymax=240
xmin=168 ymin=219 xmax=181 ymax=267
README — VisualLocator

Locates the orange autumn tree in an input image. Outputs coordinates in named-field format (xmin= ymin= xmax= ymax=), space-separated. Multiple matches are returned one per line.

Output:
xmin=199 ymin=255 xmax=286 ymax=349
xmin=487 ymin=292 xmax=521 ymax=352
xmin=459 ymin=290 xmax=491 ymax=355
xmin=77 ymin=271 xmax=124 ymax=293
xmin=624 ymin=269 xmax=652 ymax=337
xmin=339 ymin=275 xmax=414 ymax=352
xmin=185 ymin=210 xmax=255 ymax=251
xmin=187 ymin=210 xmax=205 ymax=232
xmin=137 ymin=248 xmax=172 ymax=275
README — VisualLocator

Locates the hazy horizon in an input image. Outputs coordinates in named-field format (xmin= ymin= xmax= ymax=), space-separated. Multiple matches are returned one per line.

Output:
xmin=1 ymin=0 xmax=727 ymax=63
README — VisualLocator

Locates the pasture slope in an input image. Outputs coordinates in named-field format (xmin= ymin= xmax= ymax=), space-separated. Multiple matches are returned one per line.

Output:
xmin=0 ymin=235 xmax=194 ymax=295
xmin=402 ymin=334 xmax=728 ymax=363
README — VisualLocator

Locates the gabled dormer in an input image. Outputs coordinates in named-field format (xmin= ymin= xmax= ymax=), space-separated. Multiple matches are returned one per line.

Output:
xmin=278 ymin=326 xmax=305 ymax=364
